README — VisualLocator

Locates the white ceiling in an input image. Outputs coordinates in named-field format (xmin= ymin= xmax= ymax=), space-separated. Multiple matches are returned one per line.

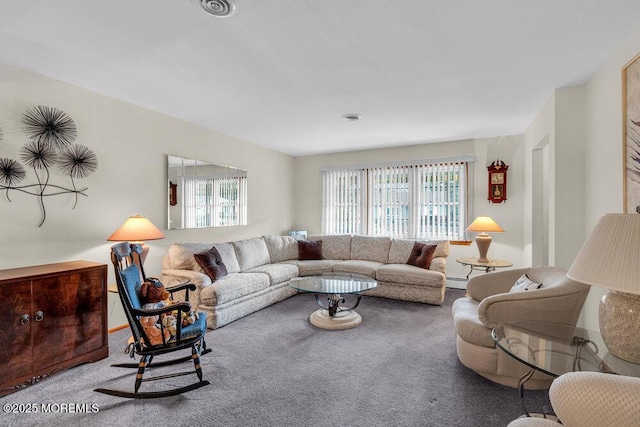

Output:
xmin=1 ymin=1 xmax=640 ymax=157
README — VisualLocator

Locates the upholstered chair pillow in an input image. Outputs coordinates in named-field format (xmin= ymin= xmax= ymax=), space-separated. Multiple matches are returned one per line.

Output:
xmin=510 ymin=273 xmax=542 ymax=292
xmin=298 ymin=240 xmax=323 ymax=260
xmin=406 ymin=242 xmax=437 ymax=269
xmin=194 ymin=246 xmax=228 ymax=281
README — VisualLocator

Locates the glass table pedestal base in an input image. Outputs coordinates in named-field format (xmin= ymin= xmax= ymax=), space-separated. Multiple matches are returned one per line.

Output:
xmin=309 ymin=308 xmax=362 ymax=330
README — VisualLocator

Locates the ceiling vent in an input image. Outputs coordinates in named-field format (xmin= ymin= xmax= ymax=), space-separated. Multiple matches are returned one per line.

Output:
xmin=196 ymin=0 xmax=239 ymax=18
xmin=342 ymin=114 xmax=362 ymax=122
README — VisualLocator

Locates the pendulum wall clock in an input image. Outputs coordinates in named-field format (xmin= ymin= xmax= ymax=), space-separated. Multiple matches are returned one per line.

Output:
xmin=488 ymin=160 xmax=508 ymax=203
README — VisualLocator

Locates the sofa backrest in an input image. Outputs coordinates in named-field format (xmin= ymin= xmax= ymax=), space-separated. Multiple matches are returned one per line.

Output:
xmin=387 ymin=239 xmax=450 ymax=264
xmin=232 ymin=237 xmax=271 ymax=271
xmin=308 ymin=234 xmax=450 ymax=266
xmin=350 ymin=235 xmax=392 ymax=263
xmin=163 ymin=242 xmax=241 ymax=274
xmin=262 ymin=235 xmax=299 ymax=263
xmin=309 ymin=234 xmax=352 ymax=260
xmin=163 ymin=235 xmax=452 ymax=274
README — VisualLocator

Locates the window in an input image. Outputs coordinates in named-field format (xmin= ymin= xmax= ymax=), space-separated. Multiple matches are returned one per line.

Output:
xmin=182 ymin=173 xmax=247 ymax=228
xmin=321 ymin=157 xmax=473 ymax=240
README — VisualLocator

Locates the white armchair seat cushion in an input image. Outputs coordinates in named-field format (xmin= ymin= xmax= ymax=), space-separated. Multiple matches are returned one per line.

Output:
xmin=452 ymin=297 xmax=496 ymax=348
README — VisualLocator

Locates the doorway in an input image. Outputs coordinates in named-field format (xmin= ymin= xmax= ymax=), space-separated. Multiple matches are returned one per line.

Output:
xmin=532 ymin=137 xmax=550 ymax=266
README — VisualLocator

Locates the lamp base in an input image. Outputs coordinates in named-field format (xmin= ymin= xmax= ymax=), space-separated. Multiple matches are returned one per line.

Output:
xmin=599 ymin=291 xmax=640 ymax=364
xmin=475 ymin=233 xmax=492 ymax=263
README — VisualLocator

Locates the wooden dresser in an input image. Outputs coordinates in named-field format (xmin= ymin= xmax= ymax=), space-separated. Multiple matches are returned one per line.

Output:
xmin=0 ymin=261 xmax=108 ymax=396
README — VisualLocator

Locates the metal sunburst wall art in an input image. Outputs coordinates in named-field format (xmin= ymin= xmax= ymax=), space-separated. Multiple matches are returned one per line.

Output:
xmin=0 ymin=105 xmax=98 ymax=227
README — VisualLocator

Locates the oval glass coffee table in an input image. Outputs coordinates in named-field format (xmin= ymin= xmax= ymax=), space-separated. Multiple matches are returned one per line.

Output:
xmin=289 ymin=273 xmax=377 ymax=330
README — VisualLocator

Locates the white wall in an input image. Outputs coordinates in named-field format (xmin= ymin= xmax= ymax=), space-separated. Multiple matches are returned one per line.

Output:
xmin=0 ymin=62 xmax=296 ymax=327
xmin=293 ymin=135 xmax=528 ymax=281
xmin=577 ymin=26 xmax=640 ymax=331
xmin=524 ymin=92 xmax=556 ymax=267
xmin=523 ymin=86 xmax=588 ymax=271
xmin=521 ymin=25 xmax=640 ymax=331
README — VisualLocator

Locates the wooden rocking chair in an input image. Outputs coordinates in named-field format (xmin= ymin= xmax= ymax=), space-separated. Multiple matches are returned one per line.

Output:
xmin=94 ymin=242 xmax=211 ymax=398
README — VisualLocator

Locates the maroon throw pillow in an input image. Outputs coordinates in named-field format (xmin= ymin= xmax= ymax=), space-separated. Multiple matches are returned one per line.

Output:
xmin=406 ymin=242 xmax=437 ymax=270
xmin=298 ymin=240 xmax=323 ymax=260
xmin=194 ymin=246 xmax=228 ymax=281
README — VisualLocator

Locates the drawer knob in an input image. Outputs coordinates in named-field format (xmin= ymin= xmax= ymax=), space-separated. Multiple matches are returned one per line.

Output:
xmin=34 ymin=311 xmax=44 ymax=321
xmin=20 ymin=314 xmax=30 ymax=324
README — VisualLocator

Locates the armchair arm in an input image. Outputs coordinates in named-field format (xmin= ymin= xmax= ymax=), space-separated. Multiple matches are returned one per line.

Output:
xmin=549 ymin=372 xmax=640 ymax=426
xmin=466 ymin=268 xmax=532 ymax=301
xmin=130 ymin=301 xmax=192 ymax=318
xmin=429 ymin=256 xmax=447 ymax=274
xmin=477 ymin=283 xmax=590 ymax=328
xmin=166 ymin=282 xmax=197 ymax=302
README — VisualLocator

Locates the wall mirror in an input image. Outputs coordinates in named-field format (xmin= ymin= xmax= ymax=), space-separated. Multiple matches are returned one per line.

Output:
xmin=167 ymin=155 xmax=247 ymax=229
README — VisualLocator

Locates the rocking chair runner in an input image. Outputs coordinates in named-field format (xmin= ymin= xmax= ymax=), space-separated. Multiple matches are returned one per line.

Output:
xmin=95 ymin=242 xmax=211 ymax=398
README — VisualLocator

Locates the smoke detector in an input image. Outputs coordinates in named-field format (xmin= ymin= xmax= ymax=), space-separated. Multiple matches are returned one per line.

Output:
xmin=195 ymin=0 xmax=239 ymax=18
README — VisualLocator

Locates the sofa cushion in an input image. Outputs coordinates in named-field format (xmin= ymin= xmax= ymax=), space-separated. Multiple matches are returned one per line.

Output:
xmin=166 ymin=243 xmax=212 ymax=271
xmin=406 ymin=242 xmax=437 ymax=269
xmin=212 ymin=242 xmax=241 ymax=273
xmin=332 ymin=260 xmax=383 ymax=279
xmin=350 ymin=235 xmax=392 ymax=264
xmin=199 ymin=272 xmax=270 ymax=306
xmin=232 ymin=238 xmax=271 ymax=271
xmin=298 ymin=240 xmax=323 ymax=260
xmin=376 ymin=263 xmax=444 ymax=288
xmin=452 ymin=296 xmax=496 ymax=348
xmin=245 ymin=263 xmax=299 ymax=285
xmin=309 ymin=234 xmax=352 ymax=260
xmin=165 ymin=242 xmax=241 ymax=274
xmin=194 ymin=246 xmax=228 ymax=281
xmin=296 ymin=260 xmax=338 ymax=276
xmin=388 ymin=239 xmax=450 ymax=264
xmin=262 ymin=235 xmax=299 ymax=263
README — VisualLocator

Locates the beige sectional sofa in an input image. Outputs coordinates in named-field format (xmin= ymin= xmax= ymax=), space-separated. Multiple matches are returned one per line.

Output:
xmin=161 ymin=234 xmax=450 ymax=329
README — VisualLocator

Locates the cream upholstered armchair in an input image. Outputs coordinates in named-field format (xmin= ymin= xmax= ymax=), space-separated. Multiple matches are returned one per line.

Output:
xmin=452 ymin=267 xmax=590 ymax=389
xmin=507 ymin=371 xmax=640 ymax=427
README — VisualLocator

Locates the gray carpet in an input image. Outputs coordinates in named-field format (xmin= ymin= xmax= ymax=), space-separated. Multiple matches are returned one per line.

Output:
xmin=1 ymin=289 xmax=550 ymax=427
